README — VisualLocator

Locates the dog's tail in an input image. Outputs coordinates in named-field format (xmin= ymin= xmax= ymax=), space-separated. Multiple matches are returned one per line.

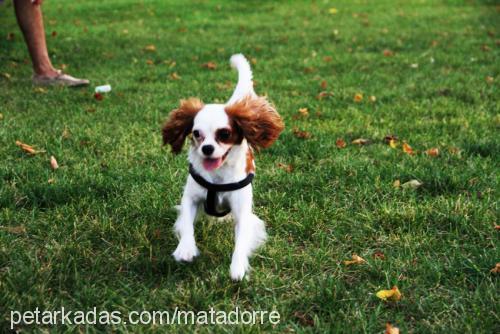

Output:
xmin=226 ymin=54 xmax=256 ymax=105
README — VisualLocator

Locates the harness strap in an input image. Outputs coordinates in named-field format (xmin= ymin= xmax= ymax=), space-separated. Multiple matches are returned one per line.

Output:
xmin=189 ymin=164 xmax=254 ymax=217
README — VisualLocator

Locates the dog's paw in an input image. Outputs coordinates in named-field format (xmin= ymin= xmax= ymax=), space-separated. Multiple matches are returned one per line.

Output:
xmin=230 ymin=257 xmax=249 ymax=281
xmin=172 ymin=241 xmax=199 ymax=262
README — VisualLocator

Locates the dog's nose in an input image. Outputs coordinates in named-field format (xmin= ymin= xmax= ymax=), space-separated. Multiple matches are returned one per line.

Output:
xmin=202 ymin=145 xmax=214 ymax=156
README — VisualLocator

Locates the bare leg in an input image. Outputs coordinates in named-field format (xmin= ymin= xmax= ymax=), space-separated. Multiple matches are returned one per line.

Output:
xmin=13 ymin=0 xmax=58 ymax=77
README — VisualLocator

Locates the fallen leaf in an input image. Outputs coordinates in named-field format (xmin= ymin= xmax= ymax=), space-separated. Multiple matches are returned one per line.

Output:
xmin=62 ymin=127 xmax=71 ymax=139
xmin=353 ymin=93 xmax=363 ymax=102
xmin=144 ymin=44 xmax=156 ymax=52
xmin=385 ymin=322 xmax=400 ymax=334
xmin=170 ymin=72 xmax=181 ymax=80
xmin=7 ymin=32 xmax=15 ymax=41
xmin=34 ymin=87 xmax=47 ymax=94
xmin=94 ymin=92 xmax=104 ymax=101
xmin=328 ymin=8 xmax=339 ymax=15
xmin=320 ymin=80 xmax=328 ymax=89
xmin=389 ymin=139 xmax=398 ymax=148
xmin=15 ymin=140 xmax=37 ymax=154
xmin=293 ymin=128 xmax=311 ymax=139
xmin=336 ymin=138 xmax=346 ymax=148
xmin=401 ymin=179 xmax=422 ymax=189
xmin=293 ymin=311 xmax=314 ymax=326
xmin=323 ymin=56 xmax=333 ymax=62
xmin=146 ymin=59 xmax=154 ymax=65
xmin=410 ymin=63 xmax=419 ymax=69
xmin=202 ymin=62 xmax=217 ymax=70
xmin=383 ymin=49 xmax=394 ymax=57
xmin=1 ymin=73 xmax=11 ymax=80
xmin=48 ymin=178 xmax=55 ymax=184
xmin=343 ymin=254 xmax=366 ymax=266
xmin=486 ymin=76 xmax=494 ymax=84
xmin=425 ymin=148 xmax=439 ymax=157
xmin=51 ymin=31 xmax=57 ymax=37
xmin=369 ymin=95 xmax=377 ymax=103
xmin=277 ymin=163 xmax=294 ymax=173
xmin=384 ymin=135 xmax=398 ymax=144
xmin=250 ymin=57 xmax=257 ymax=65
xmin=376 ymin=286 xmax=402 ymax=301
xmin=402 ymin=142 xmax=414 ymax=155
xmin=316 ymin=91 xmax=333 ymax=100
xmin=1 ymin=225 xmax=26 ymax=234
xmin=50 ymin=156 xmax=59 ymax=170
xmin=298 ymin=108 xmax=309 ymax=117
xmin=481 ymin=44 xmax=491 ymax=52
xmin=352 ymin=138 xmax=369 ymax=145
xmin=393 ymin=180 xmax=401 ymax=188
xmin=490 ymin=263 xmax=500 ymax=274
xmin=373 ymin=251 xmax=385 ymax=260
xmin=0 ymin=113 xmax=3 ymax=120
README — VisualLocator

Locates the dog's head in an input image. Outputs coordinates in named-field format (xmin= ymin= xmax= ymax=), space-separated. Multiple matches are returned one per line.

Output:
xmin=162 ymin=96 xmax=284 ymax=171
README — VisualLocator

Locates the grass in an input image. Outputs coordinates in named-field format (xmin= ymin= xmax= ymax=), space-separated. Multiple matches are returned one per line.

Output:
xmin=0 ymin=0 xmax=499 ymax=332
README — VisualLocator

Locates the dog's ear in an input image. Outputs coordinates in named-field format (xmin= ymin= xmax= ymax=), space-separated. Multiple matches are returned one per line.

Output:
xmin=225 ymin=96 xmax=284 ymax=149
xmin=162 ymin=98 xmax=204 ymax=154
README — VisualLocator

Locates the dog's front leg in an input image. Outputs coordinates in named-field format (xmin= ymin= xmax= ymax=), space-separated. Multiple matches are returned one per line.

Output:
xmin=172 ymin=183 xmax=200 ymax=262
xmin=229 ymin=188 xmax=267 ymax=280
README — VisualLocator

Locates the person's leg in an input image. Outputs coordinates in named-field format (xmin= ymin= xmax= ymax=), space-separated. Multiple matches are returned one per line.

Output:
xmin=13 ymin=0 xmax=58 ymax=77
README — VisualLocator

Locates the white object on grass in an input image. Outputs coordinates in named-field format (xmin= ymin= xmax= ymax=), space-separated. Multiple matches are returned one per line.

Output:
xmin=95 ymin=85 xmax=112 ymax=93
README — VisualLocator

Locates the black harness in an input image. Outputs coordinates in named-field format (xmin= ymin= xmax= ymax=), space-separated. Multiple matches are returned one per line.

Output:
xmin=189 ymin=164 xmax=254 ymax=217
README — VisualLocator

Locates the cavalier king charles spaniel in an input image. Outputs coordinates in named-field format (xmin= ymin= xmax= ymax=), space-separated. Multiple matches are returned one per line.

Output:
xmin=162 ymin=54 xmax=284 ymax=280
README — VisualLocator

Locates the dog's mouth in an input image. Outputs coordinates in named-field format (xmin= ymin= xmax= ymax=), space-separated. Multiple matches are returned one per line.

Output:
xmin=202 ymin=149 xmax=230 ymax=171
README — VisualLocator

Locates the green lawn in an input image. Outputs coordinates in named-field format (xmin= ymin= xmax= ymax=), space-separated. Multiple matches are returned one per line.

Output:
xmin=1 ymin=0 xmax=499 ymax=332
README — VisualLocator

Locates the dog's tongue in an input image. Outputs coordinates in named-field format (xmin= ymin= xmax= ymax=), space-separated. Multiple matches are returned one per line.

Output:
xmin=203 ymin=158 xmax=222 ymax=171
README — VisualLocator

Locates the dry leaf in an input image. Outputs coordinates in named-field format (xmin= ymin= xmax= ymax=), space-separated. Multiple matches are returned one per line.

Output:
xmin=298 ymin=108 xmax=309 ymax=117
xmin=336 ymin=138 xmax=346 ymax=148
xmin=34 ymin=87 xmax=47 ymax=94
xmin=352 ymin=138 xmax=369 ymax=145
xmin=1 ymin=73 xmax=11 ymax=80
xmin=384 ymin=135 xmax=398 ymax=144
xmin=144 ymin=44 xmax=156 ymax=52
xmin=51 ymin=31 xmax=57 ymax=37
xmin=50 ymin=156 xmax=59 ymax=170
xmin=293 ymin=311 xmax=314 ymax=326
xmin=7 ymin=32 xmax=15 ymax=41
xmin=369 ymin=95 xmax=377 ymax=103
xmin=15 ymin=140 xmax=36 ymax=154
xmin=328 ymin=8 xmax=338 ymax=14
xmin=393 ymin=180 xmax=401 ymax=188
xmin=293 ymin=128 xmax=311 ymax=139
xmin=1 ymin=225 xmax=26 ymax=234
xmin=146 ymin=59 xmax=154 ymax=65
xmin=202 ymin=62 xmax=217 ymax=70
xmin=425 ymin=148 xmax=439 ymax=157
xmin=354 ymin=93 xmax=363 ymax=102
xmin=376 ymin=286 xmax=402 ymax=301
xmin=402 ymin=142 xmax=414 ymax=155
xmin=323 ymin=56 xmax=332 ymax=62
xmin=277 ymin=163 xmax=294 ymax=173
xmin=320 ymin=80 xmax=328 ymax=89
xmin=385 ymin=322 xmax=400 ymax=334
xmin=170 ymin=72 xmax=181 ymax=80
xmin=94 ymin=92 xmax=104 ymax=101
xmin=485 ymin=76 xmax=494 ymax=84
xmin=0 ymin=113 xmax=3 ymax=120
xmin=383 ymin=49 xmax=394 ymax=57
xmin=490 ymin=263 xmax=500 ymax=274
xmin=62 ymin=127 xmax=71 ymax=139
xmin=389 ymin=139 xmax=398 ymax=148
xmin=343 ymin=254 xmax=366 ymax=266
xmin=48 ymin=178 xmax=55 ymax=184
xmin=316 ymin=91 xmax=333 ymax=100
xmin=401 ymin=179 xmax=422 ymax=189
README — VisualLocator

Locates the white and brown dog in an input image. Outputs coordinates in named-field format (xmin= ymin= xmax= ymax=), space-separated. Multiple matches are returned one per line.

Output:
xmin=162 ymin=54 xmax=284 ymax=280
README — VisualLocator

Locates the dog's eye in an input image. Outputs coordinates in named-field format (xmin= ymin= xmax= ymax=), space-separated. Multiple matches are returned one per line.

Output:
xmin=217 ymin=129 xmax=231 ymax=142
xmin=192 ymin=130 xmax=200 ymax=138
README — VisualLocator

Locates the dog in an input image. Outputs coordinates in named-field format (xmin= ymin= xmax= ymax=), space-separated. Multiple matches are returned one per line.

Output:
xmin=162 ymin=54 xmax=284 ymax=280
